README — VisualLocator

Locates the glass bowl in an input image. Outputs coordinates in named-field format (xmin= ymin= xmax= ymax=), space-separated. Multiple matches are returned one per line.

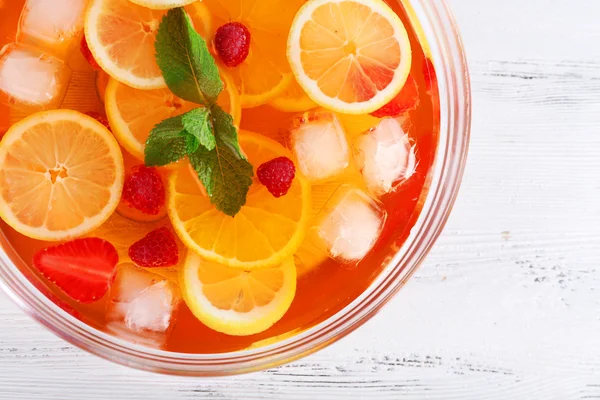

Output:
xmin=0 ymin=0 xmax=470 ymax=376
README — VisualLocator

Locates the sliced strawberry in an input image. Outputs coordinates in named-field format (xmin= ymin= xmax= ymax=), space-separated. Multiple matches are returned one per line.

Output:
xmin=80 ymin=36 xmax=101 ymax=71
xmin=371 ymin=75 xmax=419 ymax=118
xmin=129 ymin=227 xmax=179 ymax=268
xmin=33 ymin=238 xmax=119 ymax=304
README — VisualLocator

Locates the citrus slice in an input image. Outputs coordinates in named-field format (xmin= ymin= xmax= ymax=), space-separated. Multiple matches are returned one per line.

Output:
xmin=85 ymin=0 xmax=168 ymax=89
xmin=105 ymin=72 xmax=240 ymax=161
xmin=202 ymin=0 xmax=307 ymax=107
xmin=0 ymin=110 xmax=124 ymax=241
xmin=270 ymin=79 xmax=317 ymax=113
xmin=185 ymin=0 xmax=213 ymax=38
xmin=287 ymin=0 xmax=412 ymax=114
xmin=128 ymin=0 xmax=197 ymax=10
xmin=168 ymin=132 xmax=311 ymax=269
xmin=181 ymin=252 xmax=296 ymax=335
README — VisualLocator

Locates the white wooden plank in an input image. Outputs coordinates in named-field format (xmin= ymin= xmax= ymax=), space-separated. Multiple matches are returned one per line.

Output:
xmin=1 ymin=0 xmax=600 ymax=398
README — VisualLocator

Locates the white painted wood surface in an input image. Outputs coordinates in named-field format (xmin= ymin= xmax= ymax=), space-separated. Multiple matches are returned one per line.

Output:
xmin=2 ymin=0 xmax=600 ymax=398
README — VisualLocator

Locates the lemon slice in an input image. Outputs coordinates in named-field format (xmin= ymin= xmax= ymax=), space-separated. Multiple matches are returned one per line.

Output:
xmin=287 ymin=0 xmax=412 ymax=114
xmin=85 ymin=0 xmax=167 ymax=89
xmin=168 ymin=132 xmax=311 ymax=269
xmin=181 ymin=252 xmax=296 ymax=336
xmin=0 ymin=110 xmax=124 ymax=241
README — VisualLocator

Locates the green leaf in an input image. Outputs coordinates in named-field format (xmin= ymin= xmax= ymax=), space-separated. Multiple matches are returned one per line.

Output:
xmin=144 ymin=115 xmax=188 ymax=166
xmin=155 ymin=8 xmax=223 ymax=105
xmin=182 ymin=108 xmax=215 ymax=151
xmin=210 ymin=104 xmax=246 ymax=159
xmin=189 ymin=110 xmax=253 ymax=216
xmin=181 ymin=131 xmax=200 ymax=153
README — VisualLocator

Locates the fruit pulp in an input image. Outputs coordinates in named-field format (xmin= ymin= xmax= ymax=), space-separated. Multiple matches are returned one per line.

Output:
xmin=0 ymin=0 xmax=439 ymax=353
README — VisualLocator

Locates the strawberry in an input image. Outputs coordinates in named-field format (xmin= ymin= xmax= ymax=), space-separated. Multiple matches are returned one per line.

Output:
xmin=122 ymin=165 xmax=165 ymax=215
xmin=32 ymin=238 xmax=119 ymax=304
xmin=128 ymin=227 xmax=179 ymax=268
xmin=85 ymin=111 xmax=111 ymax=131
xmin=214 ymin=22 xmax=251 ymax=67
xmin=257 ymin=157 xmax=296 ymax=198
xmin=371 ymin=75 xmax=419 ymax=118
xmin=80 ymin=36 xmax=101 ymax=71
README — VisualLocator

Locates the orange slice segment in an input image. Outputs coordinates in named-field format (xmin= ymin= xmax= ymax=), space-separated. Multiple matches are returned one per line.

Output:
xmin=270 ymin=79 xmax=317 ymax=113
xmin=287 ymin=0 xmax=412 ymax=114
xmin=0 ymin=110 xmax=124 ymax=241
xmin=168 ymin=132 xmax=312 ymax=269
xmin=202 ymin=0 xmax=306 ymax=107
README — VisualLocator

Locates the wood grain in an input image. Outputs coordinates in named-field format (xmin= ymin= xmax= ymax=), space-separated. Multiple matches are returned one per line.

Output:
xmin=2 ymin=0 xmax=600 ymax=398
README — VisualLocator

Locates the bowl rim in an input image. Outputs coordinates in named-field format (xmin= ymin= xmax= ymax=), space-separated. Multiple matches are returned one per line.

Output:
xmin=0 ymin=0 xmax=471 ymax=376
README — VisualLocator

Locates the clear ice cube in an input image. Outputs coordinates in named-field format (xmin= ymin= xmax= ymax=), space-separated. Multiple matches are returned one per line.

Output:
xmin=355 ymin=117 xmax=416 ymax=196
xmin=106 ymin=264 xmax=180 ymax=347
xmin=316 ymin=186 xmax=386 ymax=262
xmin=0 ymin=43 xmax=71 ymax=112
xmin=290 ymin=110 xmax=351 ymax=182
xmin=17 ymin=0 xmax=88 ymax=59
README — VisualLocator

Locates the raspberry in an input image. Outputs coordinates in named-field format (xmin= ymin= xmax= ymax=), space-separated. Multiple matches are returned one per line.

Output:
xmin=257 ymin=157 xmax=296 ymax=198
xmin=370 ymin=75 xmax=419 ymax=118
xmin=80 ymin=36 xmax=101 ymax=71
xmin=214 ymin=22 xmax=251 ymax=67
xmin=122 ymin=165 xmax=165 ymax=215
xmin=85 ymin=111 xmax=111 ymax=131
xmin=128 ymin=227 xmax=179 ymax=268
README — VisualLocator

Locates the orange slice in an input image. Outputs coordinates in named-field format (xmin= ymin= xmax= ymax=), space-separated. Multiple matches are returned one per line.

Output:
xmin=270 ymin=79 xmax=317 ymax=113
xmin=128 ymin=0 xmax=197 ymax=10
xmin=287 ymin=0 xmax=412 ymax=114
xmin=181 ymin=253 xmax=296 ymax=335
xmin=0 ymin=110 xmax=124 ymax=241
xmin=105 ymin=71 xmax=240 ymax=161
xmin=168 ymin=132 xmax=312 ymax=269
xmin=202 ymin=0 xmax=307 ymax=107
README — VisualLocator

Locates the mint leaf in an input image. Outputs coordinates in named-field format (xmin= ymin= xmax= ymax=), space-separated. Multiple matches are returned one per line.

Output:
xmin=181 ymin=131 xmax=199 ymax=154
xmin=189 ymin=111 xmax=253 ymax=216
xmin=145 ymin=115 xmax=188 ymax=166
xmin=210 ymin=104 xmax=245 ymax=159
xmin=155 ymin=8 xmax=223 ymax=105
xmin=182 ymin=108 xmax=215 ymax=151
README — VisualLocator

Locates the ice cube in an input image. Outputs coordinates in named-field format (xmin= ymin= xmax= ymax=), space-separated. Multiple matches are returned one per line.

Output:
xmin=17 ymin=0 xmax=88 ymax=59
xmin=290 ymin=110 xmax=351 ymax=182
xmin=354 ymin=117 xmax=416 ymax=196
xmin=106 ymin=264 xmax=180 ymax=346
xmin=0 ymin=43 xmax=71 ymax=112
xmin=316 ymin=186 xmax=386 ymax=262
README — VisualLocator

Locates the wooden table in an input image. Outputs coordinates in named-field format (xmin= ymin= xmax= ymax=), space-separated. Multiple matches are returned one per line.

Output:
xmin=2 ymin=0 xmax=600 ymax=398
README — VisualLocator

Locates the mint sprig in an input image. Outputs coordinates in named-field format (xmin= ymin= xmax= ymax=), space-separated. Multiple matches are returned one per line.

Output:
xmin=145 ymin=8 xmax=253 ymax=217
xmin=155 ymin=8 xmax=222 ymax=104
